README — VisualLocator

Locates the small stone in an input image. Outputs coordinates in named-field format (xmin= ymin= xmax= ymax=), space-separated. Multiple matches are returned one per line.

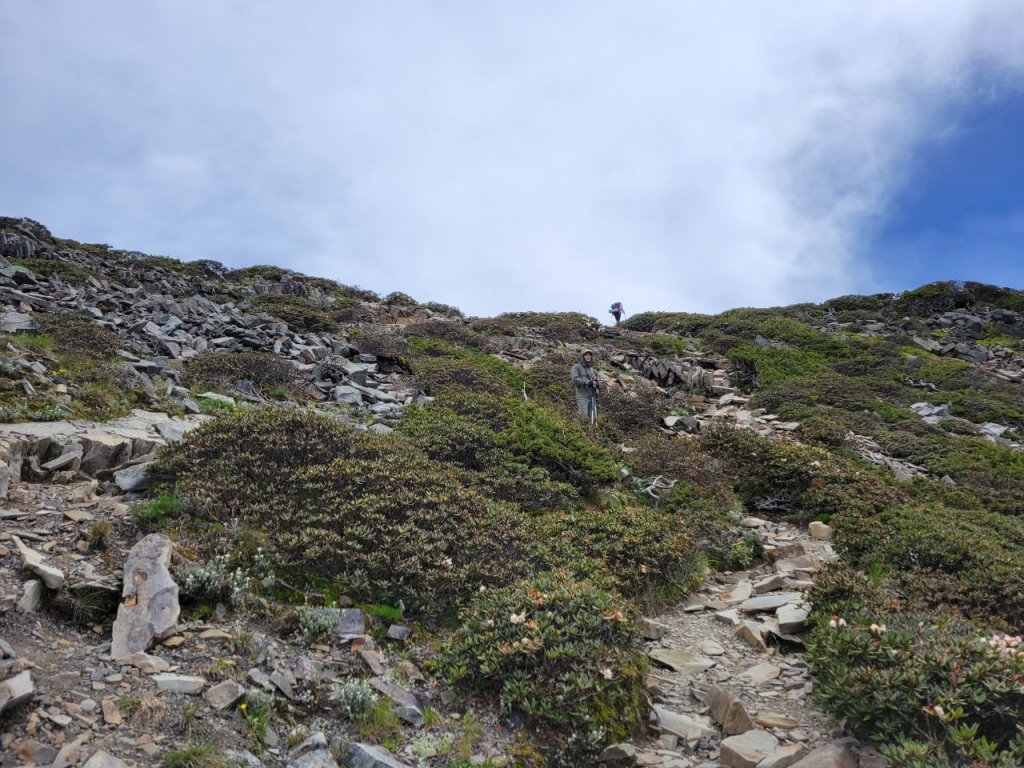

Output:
xmin=653 ymin=705 xmax=714 ymax=748
xmin=152 ymin=673 xmax=206 ymax=694
xmin=637 ymin=617 xmax=668 ymax=640
xmin=0 ymin=670 xmax=33 ymax=711
xmin=598 ymin=742 xmax=637 ymax=767
xmin=19 ymin=579 xmax=44 ymax=612
xmin=16 ymin=738 xmax=60 ymax=764
xmin=739 ymin=593 xmax=802 ymax=613
xmin=13 ymin=535 xmax=65 ymax=589
xmin=205 ymin=680 xmax=246 ymax=709
xmin=719 ymin=730 xmax=779 ymax=768
xmin=337 ymin=608 xmax=366 ymax=637
xmin=759 ymin=743 xmax=808 ymax=768
xmin=385 ymin=624 xmax=412 ymax=641
xmin=756 ymin=712 xmax=799 ymax=729
xmin=777 ymin=602 xmax=811 ymax=634
xmin=648 ymin=649 xmax=716 ymax=677
xmin=808 ymin=522 xmax=832 ymax=541
xmin=82 ymin=750 xmax=131 ymax=768
xmin=345 ymin=742 xmax=410 ymax=768
xmin=126 ymin=651 xmax=170 ymax=673
xmin=101 ymin=698 xmax=122 ymax=725
xmin=740 ymin=662 xmax=781 ymax=684
xmin=699 ymin=640 xmax=726 ymax=656
xmin=735 ymin=622 xmax=768 ymax=651
xmin=787 ymin=741 xmax=857 ymax=768
xmin=702 ymin=684 xmax=755 ymax=735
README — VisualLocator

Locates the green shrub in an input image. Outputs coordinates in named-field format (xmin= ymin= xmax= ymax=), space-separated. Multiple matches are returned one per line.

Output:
xmin=498 ymin=399 xmax=619 ymax=494
xmin=528 ymin=506 xmax=701 ymax=606
xmin=404 ymin=320 xmax=484 ymax=348
xmin=182 ymin=351 xmax=303 ymax=394
xmin=470 ymin=312 xmax=600 ymax=342
xmin=805 ymin=602 xmax=1024 ymax=765
xmin=13 ymin=258 xmax=94 ymax=286
xmin=157 ymin=408 xmax=532 ymax=614
xmin=383 ymin=291 xmax=417 ymax=306
xmin=800 ymin=414 xmax=848 ymax=446
xmin=38 ymin=313 xmax=120 ymax=357
xmin=349 ymin=325 xmax=410 ymax=360
xmin=437 ymin=572 xmax=648 ymax=757
xmin=396 ymin=403 xmax=579 ymax=511
xmin=249 ymin=293 xmax=352 ymax=331
xmin=701 ymin=425 xmax=906 ymax=522
xmin=831 ymin=501 xmax=1024 ymax=626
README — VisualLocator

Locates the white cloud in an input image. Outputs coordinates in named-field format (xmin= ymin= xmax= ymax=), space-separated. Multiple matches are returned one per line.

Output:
xmin=0 ymin=1 xmax=1022 ymax=317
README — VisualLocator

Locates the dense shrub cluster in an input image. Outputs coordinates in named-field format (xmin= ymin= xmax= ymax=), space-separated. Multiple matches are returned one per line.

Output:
xmin=701 ymin=425 xmax=906 ymax=521
xmin=249 ymin=294 xmax=354 ymax=331
xmin=437 ymin=572 xmax=649 ymax=755
xmin=182 ymin=351 xmax=303 ymax=395
xmin=349 ymin=325 xmax=410 ymax=360
xmin=806 ymin=563 xmax=1024 ymax=767
xmin=528 ymin=505 xmax=702 ymax=605
xmin=471 ymin=312 xmax=600 ymax=342
xmin=38 ymin=313 xmax=121 ymax=357
xmin=14 ymin=258 xmax=95 ymax=286
xmin=831 ymin=501 xmax=1024 ymax=626
xmin=156 ymin=408 xmax=532 ymax=614
xmin=403 ymin=320 xmax=485 ymax=349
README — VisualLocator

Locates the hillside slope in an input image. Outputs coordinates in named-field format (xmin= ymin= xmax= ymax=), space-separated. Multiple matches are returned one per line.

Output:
xmin=1 ymin=217 xmax=1022 ymax=768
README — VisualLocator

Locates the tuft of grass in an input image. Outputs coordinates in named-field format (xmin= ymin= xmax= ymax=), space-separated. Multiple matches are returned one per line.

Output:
xmin=163 ymin=744 xmax=227 ymax=768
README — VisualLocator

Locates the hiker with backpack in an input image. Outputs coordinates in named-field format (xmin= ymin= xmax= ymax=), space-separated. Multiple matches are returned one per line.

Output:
xmin=571 ymin=349 xmax=600 ymax=423
xmin=609 ymin=301 xmax=625 ymax=325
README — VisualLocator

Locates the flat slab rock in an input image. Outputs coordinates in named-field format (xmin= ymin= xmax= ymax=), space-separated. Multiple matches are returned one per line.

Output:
xmin=344 ymin=742 xmax=412 ymax=768
xmin=739 ymin=593 xmax=803 ymax=613
xmin=648 ymin=648 xmax=716 ymax=676
xmin=720 ymin=729 xmax=779 ymax=768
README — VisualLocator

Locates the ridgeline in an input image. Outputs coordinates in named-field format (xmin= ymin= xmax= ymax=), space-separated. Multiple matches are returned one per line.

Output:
xmin=0 ymin=216 xmax=1022 ymax=768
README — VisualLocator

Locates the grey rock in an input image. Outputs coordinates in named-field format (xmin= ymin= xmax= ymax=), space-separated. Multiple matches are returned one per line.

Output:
xmin=18 ymin=579 xmax=43 ymax=612
xmin=290 ymin=749 xmax=339 ymax=768
xmin=13 ymin=536 xmax=65 ymax=589
xmin=637 ymin=617 xmax=668 ymax=640
xmin=739 ymin=593 xmax=802 ymax=613
xmin=787 ymin=741 xmax=857 ymax=768
xmin=225 ymin=750 xmax=266 ymax=768
xmin=386 ymin=624 xmax=412 ymax=641
xmin=344 ymin=742 xmax=412 ymax=768
xmin=337 ymin=608 xmax=366 ymax=637
xmin=702 ymin=684 xmax=755 ymax=735
xmin=777 ymin=602 xmax=811 ymax=634
xmin=113 ymin=460 xmax=155 ymax=492
xmin=204 ymin=679 xmax=246 ymax=709
xmin=648 ymin=648 xmax=716 ymax=677
xmin=111 ymin=533 xmax=180 ymax=658
xmin=598 ymin=743 xmax=637 ymax=767
xmin=719 ymin=730 xmax=779 ymax=768
xmin=152 ymin=673 xmax=206 ymax=694
xmin=759 ymin=743 xmax=808 ymax=768
xmin=0 ymin=670 xmax=33 ymax=711
xmin=82 ymin=751 xmax=131 ymax=768
xmin=653 ymin=704 xmax=714 ymax=748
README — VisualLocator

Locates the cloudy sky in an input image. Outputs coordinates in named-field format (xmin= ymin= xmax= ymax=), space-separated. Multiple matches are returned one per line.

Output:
xmin=1 ymin=2 xmax=1023 ymax=319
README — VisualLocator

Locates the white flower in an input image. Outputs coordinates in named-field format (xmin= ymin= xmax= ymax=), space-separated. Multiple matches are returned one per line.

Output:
xmin=509 ymin=611 xmax=526 ymax=625
xmin=479 ymin=585 xmax=487 ymax=592
xmin=441 ymin=557 xmax=453 ymax=568
xmin=600 ymin=667 xmax=613 ymax=680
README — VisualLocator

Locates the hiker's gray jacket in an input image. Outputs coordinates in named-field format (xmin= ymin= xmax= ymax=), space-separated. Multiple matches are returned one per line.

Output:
xmin=571 ymin=357 xmax=596 ymax=394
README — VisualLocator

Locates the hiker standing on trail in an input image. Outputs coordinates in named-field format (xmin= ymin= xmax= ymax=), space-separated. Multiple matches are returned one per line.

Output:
xmin=571 ymin=350 xmax=600 ymax=423
xmin=609 ymin=301 xmax=625 ymax=325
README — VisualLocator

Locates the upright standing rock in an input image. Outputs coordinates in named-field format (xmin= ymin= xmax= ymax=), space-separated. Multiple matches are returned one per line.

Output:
xmin=111 ymin=534 xmax=180 ymax=659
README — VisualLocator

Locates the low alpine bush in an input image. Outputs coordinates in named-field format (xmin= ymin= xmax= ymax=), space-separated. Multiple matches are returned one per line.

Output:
xmin=436 ymin=571 xmax=649 ymax=758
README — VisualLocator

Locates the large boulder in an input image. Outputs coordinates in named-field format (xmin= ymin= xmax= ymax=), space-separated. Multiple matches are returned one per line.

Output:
xmin=110 ymin=534 xmax=180 ymax=659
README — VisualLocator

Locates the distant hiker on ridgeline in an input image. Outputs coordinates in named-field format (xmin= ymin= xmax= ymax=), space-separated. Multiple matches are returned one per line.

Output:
xmin=571 ymin=349 xmax=600 ymax=423
xmin=609 ymin=301 xmax=625 ymax=325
